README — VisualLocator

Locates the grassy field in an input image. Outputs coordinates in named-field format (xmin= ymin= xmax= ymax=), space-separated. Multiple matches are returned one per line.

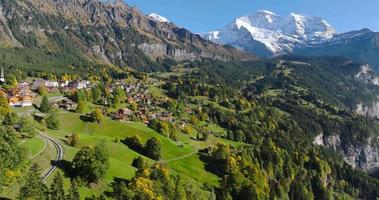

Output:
xmin=21 ymin=136 xmax=46 ymax=158
xmin=148 ymin=85 xmax=166 ymax=98
xmin=6 ymin=93 xmax=238 ymax=199
xmin=167 ymin=153 xmax=219 ymax=186
xmin=42 ymin=111 xmax=216 ymax=198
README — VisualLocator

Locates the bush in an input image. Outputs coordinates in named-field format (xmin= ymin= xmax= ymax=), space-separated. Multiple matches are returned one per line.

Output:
xmin=124 ymin=135 xmax=143 ymax=151
xmin=91 ymin=108 xmax=104 ymax=124
xmin=67 ymin=133 xmax=79 ymax=147
xmin=132 ymin=156 xmax=147 ymax=169
xmin=144 ymin=137 xmax=161 ymax=160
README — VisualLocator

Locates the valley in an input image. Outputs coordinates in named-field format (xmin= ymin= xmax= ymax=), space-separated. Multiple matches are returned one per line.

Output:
xmin=0 ymin=0 xmax=379 ymax=200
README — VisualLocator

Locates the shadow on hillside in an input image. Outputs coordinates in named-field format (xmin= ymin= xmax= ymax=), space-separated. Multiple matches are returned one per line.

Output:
xmin=55 ymin=159 xmax=74 ymax=178
xmin=32 ymin=114 xmax=44 ymax=122
xmin=121 ymin=139 xmax=144 ymax=155
xmin=104 ymin=177 xmax=131 ymax=198
xmin=198 ymin=152 xmax=223 ymax=177
xmin=80 ymin=115 xmax=92 ymax=122
xmin=68 ymin=109 xmax=76 ymax=113
xmin=32 ymin=104 xmax=39 ymax=110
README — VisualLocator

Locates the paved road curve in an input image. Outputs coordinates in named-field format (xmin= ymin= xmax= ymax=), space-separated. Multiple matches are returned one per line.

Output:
xmin=39 ymin=133 xmax=64 ymax=183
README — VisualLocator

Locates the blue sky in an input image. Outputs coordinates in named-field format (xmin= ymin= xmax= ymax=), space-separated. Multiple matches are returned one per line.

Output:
xmin=125 ymin=0 xmax=379 ymax=33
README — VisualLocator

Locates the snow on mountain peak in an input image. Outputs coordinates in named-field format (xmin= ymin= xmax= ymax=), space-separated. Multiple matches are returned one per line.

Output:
xmin=148 ymin=13 xmax=169 ymax=23
xmin=201 ymin=10 xmax=335 ymax=56
xmin=257 ymin=10 xmax=277 ymax=15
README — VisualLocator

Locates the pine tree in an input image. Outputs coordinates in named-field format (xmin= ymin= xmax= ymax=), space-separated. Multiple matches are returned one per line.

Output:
xmin=39 ymin=95 xmax=50 ymax=113
xmin=91 ymin=86 xmax=102 ymax=104
xmin=46 ymin=111 xmax=60 ymax=130
xmin=66 ymin=179 xmax=80 ymax=200
xmin=19 ymin=163 xmax=48 ymax=200
xmin=50 ymin=172 xmax=65 ymax=200
xmin=76 ymin=99 xmax=86 ymax=114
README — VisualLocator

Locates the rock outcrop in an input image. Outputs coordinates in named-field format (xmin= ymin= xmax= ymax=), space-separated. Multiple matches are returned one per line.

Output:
xmin=0 ymin=0 xmax=254 ymax=69
xmin=314 ymin=134 xmax=379 ymax=173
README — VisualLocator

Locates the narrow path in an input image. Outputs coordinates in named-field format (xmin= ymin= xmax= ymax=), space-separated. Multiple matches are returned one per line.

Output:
xmin=162 ymin=151 xmax=198 ymax=163
xmin=38 ymin=133 xmax=64 ymax=183
xmin=30 ymin=135 xmax=48 ymax=159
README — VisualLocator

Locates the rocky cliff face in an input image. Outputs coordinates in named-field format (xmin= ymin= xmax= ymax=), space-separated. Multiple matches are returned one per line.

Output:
xmin=314 ymin=134 xmax=379 ymax=173
xmin=0 ymin=0 xmax=253 ymax=69
xmin=354 ymin=64 xmax=379 ymax=118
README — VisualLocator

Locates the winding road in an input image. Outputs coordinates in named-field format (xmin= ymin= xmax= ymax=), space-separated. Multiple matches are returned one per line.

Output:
xmin=38 ymin=133 xmax=64 ymax=183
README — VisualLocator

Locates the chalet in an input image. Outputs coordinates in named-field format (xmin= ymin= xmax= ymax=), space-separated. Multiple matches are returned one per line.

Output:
xmin=32 ymin=79 xmax=45 ymax=90
xmin=111 ymin=108 xmax=133 ymax=121
xmin=70 ymin=80 xmax=89 ymax=89
xmin=18 ymin=95 xmax=34 ymax=107
xmin=119 ymin=108 xmax=133 ymax=116
xmin=32 ymin=79 xmax=59 ymax=90
xmin=46 ymin=80 xmax=59 ymax=88
xmin=59 ymin=80 xmax=69 ymax=88
xmin=57 ymin=99 xmax=76 ymax=110
xmin=11 ymin=96 xmax=33 ymax=107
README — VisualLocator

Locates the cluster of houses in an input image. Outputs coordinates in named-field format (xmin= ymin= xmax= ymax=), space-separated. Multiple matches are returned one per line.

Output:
xmin=0 ymin=68 xmax=176 ymax=125
xmin=7 ymin=82 xmax=34 ymax=107
xmin=32 ymin=79 xmax=90 ymax=93
xmin=109 ymin=81 xmax=175 ymax=124
xmin=1 ymin=75 xmax=91 ymax=107
xmin=111 ymin=106 xmax=174 ymax=124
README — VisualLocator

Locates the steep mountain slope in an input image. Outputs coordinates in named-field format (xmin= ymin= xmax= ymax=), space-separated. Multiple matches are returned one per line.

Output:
xmin=201 ymin=10 xmax=335 ymax=57
xmin=0 ymin=0 xmax=253 ymax=71
xmin=295 ymin=28 xmax=379 ymax=69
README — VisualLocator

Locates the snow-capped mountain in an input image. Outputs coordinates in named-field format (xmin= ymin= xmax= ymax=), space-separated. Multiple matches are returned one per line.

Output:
xmin=201 ymin=10 xmax=335 ymax=57
xmin=148 ymin=13 xmax=169 ymax=23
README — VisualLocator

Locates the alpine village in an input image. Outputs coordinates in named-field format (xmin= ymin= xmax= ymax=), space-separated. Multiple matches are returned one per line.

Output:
xmin=0 ymin=0 xmax=379 ymax=200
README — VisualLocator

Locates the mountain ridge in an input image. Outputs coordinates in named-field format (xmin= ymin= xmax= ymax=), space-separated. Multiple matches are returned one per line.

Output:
xmin=294 ymin=28 xmax=379 ymax=69
xmin=0 ymin=0 xmax=254 ymax=71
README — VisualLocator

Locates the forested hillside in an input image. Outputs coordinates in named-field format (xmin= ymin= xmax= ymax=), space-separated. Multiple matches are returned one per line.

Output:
xmin=0 ymin=0 xmax=378 ymax=199
xmin=160 ymin=57 xmax=379 ymax=199
xmin=0 ymin=0 xmax=253 ymax=73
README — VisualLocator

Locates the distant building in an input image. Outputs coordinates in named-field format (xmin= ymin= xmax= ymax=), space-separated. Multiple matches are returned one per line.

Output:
xmin=59 ymin=80 xmax=69 ymax=88
xmin=70 ymin=80 xmax=89 ymax=89
xmin=32 ymin=79 xmax=59 ymax=90
xmin=111 ymin=108 xmax=134 ymax=121
xmin=0 ymin=67 xmax=5 ymax=84
xmin=46 ymin=80 xmax=59 ymax=88
xmin=32 ymin=79 xmax=46 ymax=90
